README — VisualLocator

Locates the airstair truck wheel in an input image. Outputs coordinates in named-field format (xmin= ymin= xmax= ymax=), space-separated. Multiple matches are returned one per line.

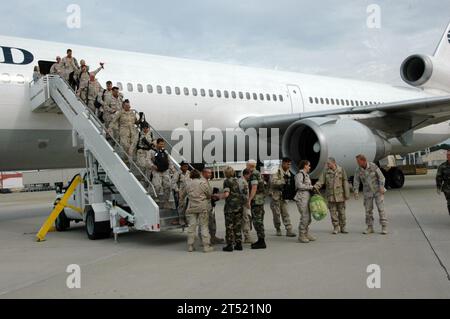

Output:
xmin=85 ymin=207 xmax=111 ymax=240
xmin=55 ymin=210 xmax=70 ymax=232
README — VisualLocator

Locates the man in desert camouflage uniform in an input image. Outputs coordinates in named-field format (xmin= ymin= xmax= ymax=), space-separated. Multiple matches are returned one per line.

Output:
xmin=61 ymin=49 xmax=79 ymax=88
xmin=78 ymin=72 xmax=103 ymax=113
xmin=131 ymin=122 xmax=153 ymax=181
xmin=269 ymin=158 xmax=296 ymax=237
xmin=76 ymin=62 xmax=104 ymax=90
xmin=50 ymin=56 xmax=64 ymax=77
xmin=150 ymin=138 xmax=174 ymax=210
xmin=172 ymin=161 xmax=191 ymax=213
xmin=314 ymin=157 xmax=351 ymax=234
xmin=103 ymin=87 xmax=123 ymax=140
xmin=353 ymin=154 xmax=388 ymax=235
xmin=110 ymin=99 xmax=138 ymax=158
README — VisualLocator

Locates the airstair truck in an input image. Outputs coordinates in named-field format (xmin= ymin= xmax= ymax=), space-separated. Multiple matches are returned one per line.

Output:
xmin=30 ymin=75 xmax=183 ymax=241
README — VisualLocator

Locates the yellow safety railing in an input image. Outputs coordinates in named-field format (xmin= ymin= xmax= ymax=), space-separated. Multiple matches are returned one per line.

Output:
xmin=36 ymin=175 xmax=83 ymax=242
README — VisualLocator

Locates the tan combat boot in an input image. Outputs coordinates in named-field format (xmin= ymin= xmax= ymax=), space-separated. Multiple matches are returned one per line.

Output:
xmin=188 ymin=245 xmax=195 ymax=252
xmin=298 ymin=234 xmax=310 ymax=243
xmin=203 ymin=245 xmax=214 ymax=253
xmin=340 ymin=226 xmax=348 ymax=234
xmin=332 ymin=226 xmax=340 ymax=235
xmin=276 ymin=228 xmax=282 ymax=236
xmin=381 ymin=226 xmax=388 ymax=235
xmin=286 ymin=229 xmax=297 ymax=238
xmin=306 ymin=233 xmax=317 ymax=242
xmin=363 ymin=226 xmax=374 ymax=235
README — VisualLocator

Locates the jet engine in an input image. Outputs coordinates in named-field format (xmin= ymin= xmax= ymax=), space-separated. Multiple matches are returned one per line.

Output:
xmin=281 ymin=118 xmax=392 ymax=179
xmin=400 ymin=54 xmax=450 ymax=92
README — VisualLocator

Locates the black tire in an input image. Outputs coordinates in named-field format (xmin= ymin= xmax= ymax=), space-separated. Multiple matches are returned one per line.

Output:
xmin=55 ymin=209 xmax=70 ymax=231
xmin=85 ymin=207 xmax=111 ymax=240
xmin=388 ymin=167 xmax=405 ymax=189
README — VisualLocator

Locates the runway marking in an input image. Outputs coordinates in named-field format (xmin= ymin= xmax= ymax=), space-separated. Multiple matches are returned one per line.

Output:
xmin=399 ymin=190 xmax=450 ymax=281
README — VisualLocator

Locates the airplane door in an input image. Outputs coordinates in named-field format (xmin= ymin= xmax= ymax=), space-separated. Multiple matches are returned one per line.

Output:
xmin=287 ymin=84 xmax=305 ymax=113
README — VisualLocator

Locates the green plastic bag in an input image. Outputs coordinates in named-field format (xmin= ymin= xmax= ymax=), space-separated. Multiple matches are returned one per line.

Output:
xmin=309 ymin=195 xmax=328 ymax=221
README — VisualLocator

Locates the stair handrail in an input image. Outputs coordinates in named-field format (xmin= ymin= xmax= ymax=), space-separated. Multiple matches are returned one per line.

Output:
xmin=34 ymin=75 xmax=158 ymax=198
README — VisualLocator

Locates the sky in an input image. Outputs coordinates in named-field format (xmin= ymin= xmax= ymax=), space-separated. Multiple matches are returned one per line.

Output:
xmin=2 ymin=0 xmax=450 ymax=85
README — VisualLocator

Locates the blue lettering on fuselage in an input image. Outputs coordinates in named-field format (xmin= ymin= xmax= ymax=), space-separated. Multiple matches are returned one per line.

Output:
xmin=0 ymin=46 xmax=34 ymax=65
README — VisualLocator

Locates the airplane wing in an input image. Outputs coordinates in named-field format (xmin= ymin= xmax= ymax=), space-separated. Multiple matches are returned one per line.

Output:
xmin=239 ymin=95 xmax=450 ymax=145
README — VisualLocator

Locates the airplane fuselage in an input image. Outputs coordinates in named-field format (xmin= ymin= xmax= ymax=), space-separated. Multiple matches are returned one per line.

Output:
xmin=0 ymin=35 xmax=449 ymax=171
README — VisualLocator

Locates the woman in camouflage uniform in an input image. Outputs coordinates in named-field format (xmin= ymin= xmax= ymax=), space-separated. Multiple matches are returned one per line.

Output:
xmin=295 ymin=160 xmax=316 ymax=243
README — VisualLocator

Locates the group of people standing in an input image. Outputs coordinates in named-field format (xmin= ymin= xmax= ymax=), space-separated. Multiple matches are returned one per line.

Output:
xmin=182 ymin=154 xmax=388 ymax=253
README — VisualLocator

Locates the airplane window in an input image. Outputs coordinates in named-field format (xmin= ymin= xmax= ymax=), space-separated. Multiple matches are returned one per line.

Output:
xmin=273 ymin=94 xmax=277 ymax=102
xmin=216 ymin=90 xmax=222 ymax=98
xmin=117 ymin=82 xmax=123 ymax=91
xmin=260 ymin=93 xmax=264 ymax=101
xmin=309 ymin=97 xmax=314 ymax=104
xmin=175 ymin=87 xmax=181 ymax=95
xmin=320 ymin=98 xmax=324 ymax=104
xmin=239 ymin=92 xmax=244 ymax=99
xmin=192 ymin=88 xmax=198 ymax=96
xmin=232 ymin=91 xmax=237 ymax=99
xmin=351 ymin=100 xmax=355 ymax=106
xmin=253 ymin=93 xmax=258 ymax=100
xmin=224 ymin=90 xmax=230 ymax=98
xmin=209 ymin=89 xmax=214 ymax=97
xmin=127 ymin=83 xmax=133 ymax=92
xmin=201 ymin=89 xmax=206 ymax=97
xmin=157 ymin=85 xmax=163 ymax=94
xmin=345 ymin=100 xmax=349 ymax=106
xmin=166 ymin=86 xmax=172 ymax=95
xmin=266 ymin=94 xmax=271 ymax=101
xmin=137 ymin=84 xmax=143 ymax=93
xmin=315 ymin=97 xmax=319 ymax=104
xmin=184 ymin=87 xmax=190 ymax=96
xmin=279 ymin=95 xmax=284 ymax=102
xmin=147 ymin=85 xmax=153 ymax=93
xmin=246 ymin=92 xmax=251 ymax=100
xmin=325 ymin=98 xmax=329 ymax=104
xmin=331 ymin=99 xmax=335 ymax=105
xmin=341 ymin=99 xmax=345 ymax=106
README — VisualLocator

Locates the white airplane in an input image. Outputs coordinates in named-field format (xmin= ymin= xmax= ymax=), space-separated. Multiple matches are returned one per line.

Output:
xmin=2 ymin=22 xmax=450 ymax=189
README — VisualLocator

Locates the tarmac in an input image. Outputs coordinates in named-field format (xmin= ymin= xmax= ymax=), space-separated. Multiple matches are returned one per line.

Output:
xmin=1 ymin=171 xmax=450 ymax=299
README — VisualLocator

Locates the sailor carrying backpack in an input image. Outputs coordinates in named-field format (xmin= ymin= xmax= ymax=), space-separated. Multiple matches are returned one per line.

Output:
xmin=154 ymin=149 xmax=170 ymax=172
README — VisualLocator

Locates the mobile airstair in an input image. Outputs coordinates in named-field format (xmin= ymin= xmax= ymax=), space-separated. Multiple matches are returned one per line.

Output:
xmin=30 ymin=75 xmax=183 ymax=241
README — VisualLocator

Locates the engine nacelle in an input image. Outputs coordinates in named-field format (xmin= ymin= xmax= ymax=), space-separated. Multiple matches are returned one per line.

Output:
xmin=282 ymin=118 xmax=391 ymax=178
xmin=400 ymin=54 xmax=450 ymax=92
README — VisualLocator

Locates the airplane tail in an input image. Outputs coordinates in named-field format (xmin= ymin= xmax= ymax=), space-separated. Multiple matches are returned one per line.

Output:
xmin=433 ymin=21 xmax=450 ymax=59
